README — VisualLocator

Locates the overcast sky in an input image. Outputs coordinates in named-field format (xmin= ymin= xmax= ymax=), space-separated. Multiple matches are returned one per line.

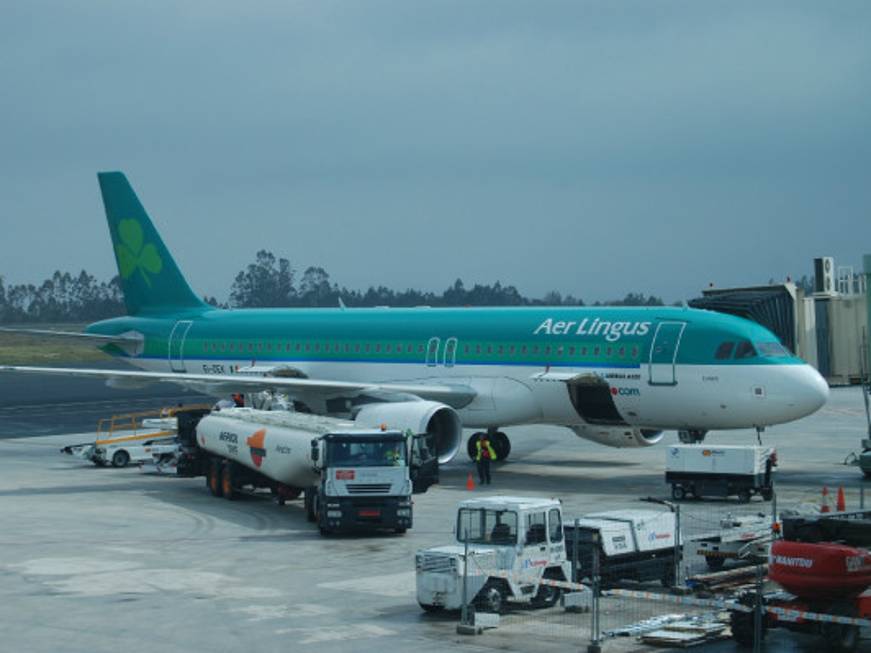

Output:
xmin=1 ymin=1 xmax=869 ymax=303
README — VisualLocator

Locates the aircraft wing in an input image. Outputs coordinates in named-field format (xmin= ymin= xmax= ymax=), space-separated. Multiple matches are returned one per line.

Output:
xmin=0 ymin=327 xmax=141 ymax=346
xmin=0 ymin=365 xmax=476 ymax=409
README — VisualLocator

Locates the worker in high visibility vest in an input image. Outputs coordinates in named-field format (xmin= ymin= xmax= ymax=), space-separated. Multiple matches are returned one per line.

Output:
xmin=475 ymin=434 xmax=497 ymax=485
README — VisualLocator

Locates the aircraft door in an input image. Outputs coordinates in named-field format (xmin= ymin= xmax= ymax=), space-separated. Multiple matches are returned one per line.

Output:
xmin=168 ymin=320 xmax=193 ymax=372
xmin=648 ymin=321 xmax=686 ymax=385
xmin=425 ymin=337 xmax=440 ymax=367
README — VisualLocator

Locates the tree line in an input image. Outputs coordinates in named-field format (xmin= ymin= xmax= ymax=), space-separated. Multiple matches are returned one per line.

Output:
xmin=0 ymin=249 xmax=663 ymax=323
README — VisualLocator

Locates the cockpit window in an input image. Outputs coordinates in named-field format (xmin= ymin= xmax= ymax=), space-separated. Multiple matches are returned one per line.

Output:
xmin=734 ymin=340 xmax=757 ymax=359
xmin=756 ymin=342 xmax=789 ymax=357
xmin=715 ymin=341 xmax=735 ymax=360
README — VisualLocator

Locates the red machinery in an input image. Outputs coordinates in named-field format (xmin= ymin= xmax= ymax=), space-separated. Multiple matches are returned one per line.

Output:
xmin=731 ymin=512 xmax=871 ymax=653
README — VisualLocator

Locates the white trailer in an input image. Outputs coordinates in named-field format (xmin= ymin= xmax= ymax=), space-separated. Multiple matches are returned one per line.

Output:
xmin=416 ymin=496 xmax=571 ymax=613
xmin=191 ymin=408 xmax=438 ymax=535
xmin=564 ymin=510 xmax=678 ymax=587
xmin=665 ymin=445 xmax=776 ymax=502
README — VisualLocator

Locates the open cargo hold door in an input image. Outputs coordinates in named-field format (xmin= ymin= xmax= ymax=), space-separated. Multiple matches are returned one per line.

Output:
xmin=410 ymin=432 xmax=439 ymax=494
xmin=567 ymin=373 xmax=628 ymax=426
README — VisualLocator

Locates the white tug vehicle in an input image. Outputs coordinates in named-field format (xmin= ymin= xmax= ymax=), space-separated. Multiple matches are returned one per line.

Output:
xmin=416 ymin=496 xmax=571 ymax=613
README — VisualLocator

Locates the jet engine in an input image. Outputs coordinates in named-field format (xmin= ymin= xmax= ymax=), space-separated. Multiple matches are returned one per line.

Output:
xmin=570 ymin=423 xmax=664 ymax=448
xmin=354 ymin=401 xmax=463 ymax=463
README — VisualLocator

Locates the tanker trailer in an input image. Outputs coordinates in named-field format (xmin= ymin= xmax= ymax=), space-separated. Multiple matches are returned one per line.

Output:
xmin=194 ymin=407 xmax=438 ymax=535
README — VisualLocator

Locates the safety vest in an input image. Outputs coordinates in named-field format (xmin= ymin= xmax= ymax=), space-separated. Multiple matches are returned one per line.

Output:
xmin=476 ymin=437 xmax=497 ymax=462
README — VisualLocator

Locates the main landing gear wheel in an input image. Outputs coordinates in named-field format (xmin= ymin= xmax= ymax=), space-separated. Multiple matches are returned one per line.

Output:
xmin=467 ymin=432 xmax=483 ymax=461
xmin=678 ymin=430 xmax=707 ymax=444
xmin=492 ymin=431 xmax=511 ymax=461
xmin=466 ymin=431 xmax=512 ymax=462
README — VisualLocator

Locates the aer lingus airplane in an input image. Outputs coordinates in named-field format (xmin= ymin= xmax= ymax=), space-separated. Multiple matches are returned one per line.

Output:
xmin=0 ymin=172 xmax=829 ymax=464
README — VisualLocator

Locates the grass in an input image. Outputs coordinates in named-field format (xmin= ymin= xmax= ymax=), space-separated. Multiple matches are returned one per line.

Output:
xmin=0 ymin=324 xmax=114 ymax=365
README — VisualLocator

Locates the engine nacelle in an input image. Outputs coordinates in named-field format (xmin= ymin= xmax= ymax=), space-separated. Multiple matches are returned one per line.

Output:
xmin=354 ymin=401 xmax=463 ymax=464
xmin=571 ymin=424 xmax=664 ymax=448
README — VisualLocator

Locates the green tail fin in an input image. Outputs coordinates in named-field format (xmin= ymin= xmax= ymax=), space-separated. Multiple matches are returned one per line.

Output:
xmin=98 ymin=171 xmax=206 ymax=315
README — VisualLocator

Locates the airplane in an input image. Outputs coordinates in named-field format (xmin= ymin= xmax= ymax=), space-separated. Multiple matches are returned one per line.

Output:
xmin=0 ymin=172 xmax=829 ymax=465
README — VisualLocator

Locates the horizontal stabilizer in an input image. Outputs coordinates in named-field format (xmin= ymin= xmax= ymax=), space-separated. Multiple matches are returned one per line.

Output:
xmin=0 ymin=327 xmax=141 ymax=346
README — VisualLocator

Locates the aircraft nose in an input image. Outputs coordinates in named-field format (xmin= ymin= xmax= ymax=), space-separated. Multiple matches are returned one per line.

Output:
xmin=794 ymin=364 xmax=829 ymax=416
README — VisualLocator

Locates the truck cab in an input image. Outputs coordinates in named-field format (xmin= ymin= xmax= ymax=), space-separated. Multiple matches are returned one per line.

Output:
xmin=416 ymin=496 xmax=571 ymax=613
xmin=309 ymin=430 xmax=438 ymax=535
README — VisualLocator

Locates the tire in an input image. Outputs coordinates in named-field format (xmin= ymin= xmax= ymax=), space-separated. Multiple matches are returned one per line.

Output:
xmin=466 ymin=433 xmax=483 ymax=461
xmin=822 ymin=623 xmax=860 ymax=653
xmin=304 ymin=488 xmax=317 ymax=522
xmin=475 ymin=581 xmax=506 ymax=614
xmin=111 ymin=450 xmax=130 ymax=468
xmin=862 ymin=469 xmax=871 ymax=479
xmin=494 ymin=431 xmax=511 ymax=461
xmin=671 ymin=485 xmax=686 ymax=501
xmin=738 ymin=489 xmax=752 ymax=503
xmin=418 ymin=602 xmax=443 ymax=614
xmin=761 ymin=488 xmax=773 ymax=501
xmin=531 ymin=581 xmax=561 ymax=608
xmin=705 ymin=556 xmax=726 ymax=572
xmin=395 ymin=528 xmax=407 ymax=535
xmin=221 ymin=463 xmax=236 ymax=500
xmin=207 ymin=458 xmax=223 ymax=497
xmin=690 ymin=485 xmax=702 ymax=500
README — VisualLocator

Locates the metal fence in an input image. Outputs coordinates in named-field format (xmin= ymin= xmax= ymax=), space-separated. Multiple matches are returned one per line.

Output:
xmin=452 ymin=484 xmax=870 ymax=652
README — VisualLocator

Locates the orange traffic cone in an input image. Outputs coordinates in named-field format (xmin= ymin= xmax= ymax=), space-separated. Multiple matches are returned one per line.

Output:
xmin=821 ymin=486 xmax=831 ymax=513
xmin=466 ymin=472 xmax=476 ymax=491
xmin=837 ymin=486 xmax=846 ymax=512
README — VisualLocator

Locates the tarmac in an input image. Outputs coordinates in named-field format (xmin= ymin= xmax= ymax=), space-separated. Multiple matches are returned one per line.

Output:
xmin=0 ymin=383 xmax=868 ymax=653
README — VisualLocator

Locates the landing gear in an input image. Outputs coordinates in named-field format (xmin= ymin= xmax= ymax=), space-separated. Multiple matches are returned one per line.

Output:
xmin=755 ymin=426 xmax=765 ymax=445
xmin=678 ymin=429 xmax=707 ymax=444
xmin=467 ymin=430 xmax=511 ymax=461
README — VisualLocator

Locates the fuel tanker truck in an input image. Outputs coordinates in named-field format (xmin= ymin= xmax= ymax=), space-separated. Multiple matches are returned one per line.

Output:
xmin=176 ymin=407 xmax=442 ymax=535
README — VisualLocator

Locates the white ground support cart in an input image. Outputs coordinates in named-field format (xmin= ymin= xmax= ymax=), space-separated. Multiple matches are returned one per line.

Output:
xmin=61 ymin=406 xmax=208 ymax=468
xmin=564 ymin=510 xmax=678 ymax=587
xmin=665 ymin=445 xmax=776 ymax=502
xmin=415 ymin=496 xmax=571 ymax=614
xmin=695 ymin=513 xmax=772 ymax=571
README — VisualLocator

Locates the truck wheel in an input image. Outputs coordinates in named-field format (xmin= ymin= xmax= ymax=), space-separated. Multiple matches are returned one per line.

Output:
xmin=111 ymin=450 xmax=130 ymax=468
xmin=738 ymin=489 xmax=752 ymax=503
xmin=304 ymin=488 xmax=317 ymax=522
xmin=394 ymin=528 xmax=407 ymax=535
xmin=207 ymin=459 xmax=223 ymax=497
xmin=475 ymin=582 xmax=506 ymax=614
xmin=822 ymin=623 xmax=859 ymax=653
xmin=761 ymin=488 xmax=773 ymax=501
xmin=221 ymin=463 xmax=236 ymax=500
xmin=671 ymin=485 xmax=686 ymax=501
xmin=418 ymin=602 xmax=443 ymax=614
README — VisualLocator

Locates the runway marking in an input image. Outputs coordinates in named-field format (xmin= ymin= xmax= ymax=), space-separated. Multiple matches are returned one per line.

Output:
xmin=274 ymin=624 xmax=395 ymax=643
xmin=317 ymin=571 xmax=416 ymax=598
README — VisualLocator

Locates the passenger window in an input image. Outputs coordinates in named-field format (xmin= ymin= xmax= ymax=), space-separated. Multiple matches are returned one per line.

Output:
xmin=734 ymin=340 xmax=757 ymax=359
xmin=548 ymin=508 xmax=562 ymax=543
xmin=715 ymin=341 xmax=735 ymax=359
xmin=521 ymin=345 xmax=528 ymax=354
xmin=526 ymin=512 xmax=547 ymax=545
